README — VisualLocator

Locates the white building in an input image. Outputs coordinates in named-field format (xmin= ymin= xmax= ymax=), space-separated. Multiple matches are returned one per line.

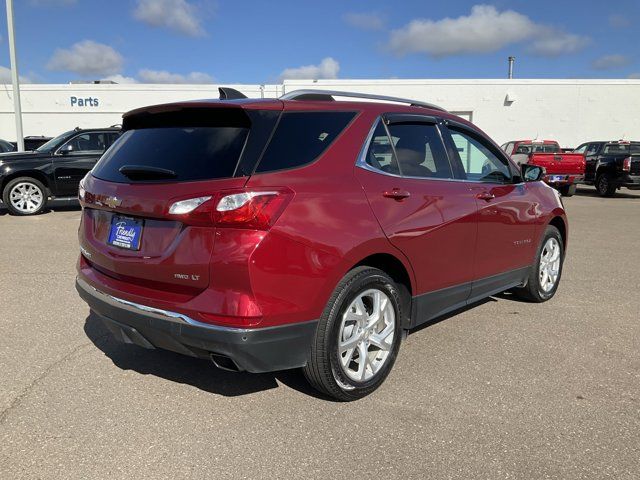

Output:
xmin=1 ymin=79 xmax=639 ymax=148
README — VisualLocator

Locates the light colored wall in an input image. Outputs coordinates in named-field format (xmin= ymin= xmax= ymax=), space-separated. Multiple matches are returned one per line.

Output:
xmin=284 ymin=79 xmax=640 ymax=148
xmin=1 ymin=79 xmax=639 ymax=149
xmin=0 ymin=83 xmax=282 ymax=139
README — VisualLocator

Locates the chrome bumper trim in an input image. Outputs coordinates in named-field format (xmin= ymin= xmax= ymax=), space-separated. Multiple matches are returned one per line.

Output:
xmin=78 ymin=277 xmax=253 ymax=333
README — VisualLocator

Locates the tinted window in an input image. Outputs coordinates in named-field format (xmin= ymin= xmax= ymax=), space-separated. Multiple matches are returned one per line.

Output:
xmin=364 ymin=122 xmax=400 ymax=175
xmin=532 ymin=143 xmax=560 ymax=153
xmin=586 ymin=143 xmax=600 ymax=155
xmin=36 ymin=130 xmax=75 ymax=153
xmin=387 ymin=123 xmax=452 ymax=179
xmin=92 ymin=127 xmax=248 ymax=183
xmin=573 ymin=144 xmax=588 ymax=154
xmin=603 ymin=143 xmax=640 ymax=155
xmin=62 ymin=132 xmax=112 ymax=153
xmin=105 ymin=132 xmax=120 ymax=148
xmin=256 ymin=112 xmax=355 ymax=173
xmin=449 ymin=128 xmax=512 ymax=183
xmin=0 ymin=140 xmax=13 ymax=152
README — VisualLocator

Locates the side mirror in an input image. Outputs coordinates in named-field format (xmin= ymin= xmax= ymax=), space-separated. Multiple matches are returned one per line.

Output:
xmin=521 ymin=164 xmax=545 ymax=182
xmin=59 ymin=144 xmax=74 ymax=155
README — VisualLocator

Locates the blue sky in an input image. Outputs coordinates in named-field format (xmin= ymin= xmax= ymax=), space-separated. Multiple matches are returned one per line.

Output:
xmin=1 ymin=0 xmax=639 ymax=84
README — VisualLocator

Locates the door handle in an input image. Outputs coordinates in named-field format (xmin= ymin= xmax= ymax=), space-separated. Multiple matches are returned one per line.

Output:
xmin=383 ymin=189 xmax=411 ymax=200
xmin=476 ymin=192 xmax=495 ymax=201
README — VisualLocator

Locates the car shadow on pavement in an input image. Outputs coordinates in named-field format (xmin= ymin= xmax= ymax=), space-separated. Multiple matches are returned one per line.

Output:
xmin=83 ymin=313 xmax=332 ymax=400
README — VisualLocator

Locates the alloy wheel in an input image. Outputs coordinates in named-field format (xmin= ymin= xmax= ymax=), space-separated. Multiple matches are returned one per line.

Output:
xmin=9 ymin=182 xmax=44 ymax=214
xmin=337 ymin=288 xmax=395 ymax=382
xmin=539 ymin=237 xmax=561 ymax=293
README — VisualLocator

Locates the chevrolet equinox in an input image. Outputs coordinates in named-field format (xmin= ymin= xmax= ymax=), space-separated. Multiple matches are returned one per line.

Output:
xmin=76 ymin=89 xmax=567 ymax=400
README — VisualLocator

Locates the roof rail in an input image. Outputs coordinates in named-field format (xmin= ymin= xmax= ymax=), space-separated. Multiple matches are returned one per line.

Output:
xmin=280 ymin=89 xmax=447 ymax=112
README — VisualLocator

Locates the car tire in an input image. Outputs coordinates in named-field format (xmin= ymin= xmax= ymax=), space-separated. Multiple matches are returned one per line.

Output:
xmin=303 ymin=266 xmax=403 ymax=401
xmin=512 ymin=225 xmax=564 ymax=303
xmin=558 ymin=184 xmax=576 ymax=197
xmin=595 ymin=173 xmax=616 ymax=197
xmin=2 ymin=177 xmax=47 ymax=216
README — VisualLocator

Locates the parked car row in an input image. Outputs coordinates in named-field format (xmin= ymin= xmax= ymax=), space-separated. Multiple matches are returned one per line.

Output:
xmin=501 ymin=140 xmax=585 ymax=197
xmin=0 ymin=127 xmax=120 ymax=215
xmin=500 ymin=139 xmax=640 ymax=197
xmin=0 ymin=136 xmax=53 ymax=152
xmin=573 ymin=140 xmax=640 ymax=197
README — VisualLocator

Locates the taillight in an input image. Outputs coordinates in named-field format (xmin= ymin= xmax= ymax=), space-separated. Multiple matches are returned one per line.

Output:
xmin=622 ymin=157 xmax=631 ymax=172
xmin=167 ymin=188 xmax=293 ymax=229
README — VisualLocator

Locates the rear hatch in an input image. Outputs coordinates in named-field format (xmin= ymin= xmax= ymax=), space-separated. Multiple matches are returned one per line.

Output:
xmin=79 ymin=101 xmax=282 ymax=296
xmin=528 ymin=153 xmax=585 ymax=175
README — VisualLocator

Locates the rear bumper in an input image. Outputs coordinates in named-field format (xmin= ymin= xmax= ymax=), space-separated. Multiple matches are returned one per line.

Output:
xmin=619 ymin=174 xmax=640 ymax=189
xmin=76 ymin=277 xmax=317 ymax=373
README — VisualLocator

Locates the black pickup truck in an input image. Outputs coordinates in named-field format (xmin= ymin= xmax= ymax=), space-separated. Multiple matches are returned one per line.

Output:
xmin=0 ymin=127 xmax=120 ymax=215
xmin=573 ymin=141 xmax=640 ymax=196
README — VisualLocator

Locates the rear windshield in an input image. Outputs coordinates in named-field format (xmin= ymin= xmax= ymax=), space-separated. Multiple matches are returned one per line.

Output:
xmin=92 ymin=127 xmax=249 ymax=183
xmin=515 ymin=143 xmax=560 ymax=154
xmin=603 ymin=143 xmax=640 ymax=155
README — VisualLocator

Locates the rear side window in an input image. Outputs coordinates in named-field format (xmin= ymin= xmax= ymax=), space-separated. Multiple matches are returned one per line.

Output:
xmin=364 ymin=122 xmax=400 ymax=175
xmin=255 ymin=111 xmax=355 ymax=173
xmin=92 ymin=127 xmax=248 ymax=183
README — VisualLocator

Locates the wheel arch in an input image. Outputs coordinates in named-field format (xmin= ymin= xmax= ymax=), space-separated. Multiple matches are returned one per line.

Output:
xmin=548 ymin=215 xmax=567 ymax=250
xmin=348 ymin=251 xmax=415 ymax=329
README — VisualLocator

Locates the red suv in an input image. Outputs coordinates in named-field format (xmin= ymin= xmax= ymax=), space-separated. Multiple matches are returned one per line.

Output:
xmin=76 ymin=89 xmax=567 ymax=400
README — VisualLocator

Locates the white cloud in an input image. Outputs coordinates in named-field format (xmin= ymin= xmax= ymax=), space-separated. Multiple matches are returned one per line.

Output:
xmin=529 ymin=31 xmax=590 ymax=57
xmin=609 ymin=14 xmax=631 ymax=28
xmin=343 ymin=12 xmax=385 ymax=31
xmin=47 ymin=40 xmax=123 ymax=76
xmin=388 ymin=5 xmax=536 ymax=57
xmin=387 ymin=4 xmax=588 ymax=58
xmin=279 ymin=57 xmax=340 ymax=81
xmin=137 ymin=69 xmax=214 ymax=83
xmin=591 ymin=54 xmax=632 ymax=70
xmin=102 ymin=74 xmax=138 ymax=84
xmin=0 ymin=66 xmax=31 ymax=84
xmin=133 ymin=0 xmax=205 ymax=37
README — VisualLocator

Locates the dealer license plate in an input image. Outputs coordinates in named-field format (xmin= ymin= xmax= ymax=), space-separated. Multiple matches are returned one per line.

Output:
xmin=107 ymin=216 xmax=143 ymax=250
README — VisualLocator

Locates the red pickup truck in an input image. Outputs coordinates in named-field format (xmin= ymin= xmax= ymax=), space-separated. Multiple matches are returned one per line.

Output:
xmin=501 ymin=140 xmax=585 ymax=196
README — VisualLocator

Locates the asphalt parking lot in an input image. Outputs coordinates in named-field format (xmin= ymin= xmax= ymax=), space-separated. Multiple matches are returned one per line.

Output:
xmin=1 ymin=187 xmax=639 ymax=479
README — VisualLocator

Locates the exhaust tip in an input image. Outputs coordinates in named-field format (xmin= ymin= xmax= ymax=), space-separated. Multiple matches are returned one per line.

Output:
xmin=210 ymin=353 xmax=241 ymax=372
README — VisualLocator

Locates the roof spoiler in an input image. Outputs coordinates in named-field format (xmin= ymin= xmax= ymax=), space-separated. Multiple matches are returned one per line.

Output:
xmin=219 ymin=87 xmax=248 ymax=100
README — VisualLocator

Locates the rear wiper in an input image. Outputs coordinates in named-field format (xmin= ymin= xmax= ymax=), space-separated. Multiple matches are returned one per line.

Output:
xmin=118 ymin=165 xmax=177 ymax=180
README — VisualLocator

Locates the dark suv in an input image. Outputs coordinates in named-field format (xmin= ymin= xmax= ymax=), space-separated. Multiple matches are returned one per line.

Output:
xmin=76 ymin=89 xmax=567 ymax=400
xmin=0 ymin=127 xmax=120 ymax=215
xmin=573 ymin=141 xmax=640 ymax=196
